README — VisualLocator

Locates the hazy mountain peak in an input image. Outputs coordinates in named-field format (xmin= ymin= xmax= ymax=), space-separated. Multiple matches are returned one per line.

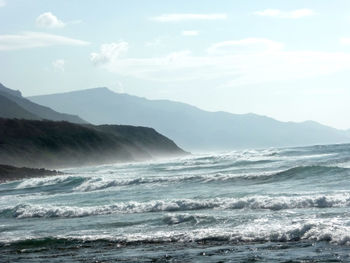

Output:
xmin=0 ymin=83 xmax=22 ymax=97
xmin=79 ymin=87 xmax=113 ymax=93
xmin=65 ymin=87 xmax=114 ymax=95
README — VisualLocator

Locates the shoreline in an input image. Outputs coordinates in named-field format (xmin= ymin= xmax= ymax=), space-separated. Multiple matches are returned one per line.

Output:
xmin=0 ymin=164 xmax=63 ymax=183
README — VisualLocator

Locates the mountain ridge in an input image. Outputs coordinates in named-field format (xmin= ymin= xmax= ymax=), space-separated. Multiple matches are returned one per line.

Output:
xmin=29 ymin=87 xmax=340 ymax=129
xmin=0 ymin=83 xmax=87 ymax=124
xmin=0 ymin=95 xmax=41 ymax=120
xmin=29 ymin=87 xmax=350 ymax=150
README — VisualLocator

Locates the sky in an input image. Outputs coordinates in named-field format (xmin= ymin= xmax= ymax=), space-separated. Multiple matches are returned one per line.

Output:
xmin=1 ymin=0 xmax=350 ymax=129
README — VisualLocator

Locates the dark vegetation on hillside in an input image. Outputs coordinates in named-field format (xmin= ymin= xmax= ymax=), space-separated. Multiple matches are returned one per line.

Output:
xmin=0 ymin=118 xmax=186 ymax=169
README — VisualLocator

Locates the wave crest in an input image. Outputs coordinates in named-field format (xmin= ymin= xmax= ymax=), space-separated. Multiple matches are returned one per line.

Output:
xmin=3 ymin=219 xmax=350 ymax=246
xmin=2 ymin=193 xmax=349 ymax=219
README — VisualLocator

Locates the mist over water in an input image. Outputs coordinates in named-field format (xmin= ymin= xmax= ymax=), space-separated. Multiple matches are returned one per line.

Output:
xmin=2 ymin=144 xmax=350 ymax=262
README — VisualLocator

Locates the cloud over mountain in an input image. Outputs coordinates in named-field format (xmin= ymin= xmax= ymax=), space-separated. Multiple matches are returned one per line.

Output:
xmin=90 ymin=42 xmax=129 ymax=65
xmin=89 ymin=38 xmax=350 ymax=87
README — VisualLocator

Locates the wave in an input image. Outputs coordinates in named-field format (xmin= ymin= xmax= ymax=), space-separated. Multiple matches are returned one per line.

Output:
xmin=73 ymin=173 xmax=266 ymax=192
xmin=162 ymin=213 xmax=216 ymax=225
xmin=9 ymin=158 xmax=350 ymax=195
xmin=264 ymin=165 xmax=349 ymax=182
xmin=15 ymin=176 xmax=86 ymax=190
xmin=161 ymin=159 xmax=277 ymax=173
xmin=2 ymin=193 xmax=349 ymax=219
xmin=73 ymin=165 xmax=349 ymax=192
xmin=11 ymin=163 xmax=347 ymax=194
xmin=2 ymin=218 xmax=350 ymax=247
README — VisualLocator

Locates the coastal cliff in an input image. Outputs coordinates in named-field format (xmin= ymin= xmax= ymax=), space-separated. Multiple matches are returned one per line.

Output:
xmin=0 ymin=118 xmax=187 ymax=169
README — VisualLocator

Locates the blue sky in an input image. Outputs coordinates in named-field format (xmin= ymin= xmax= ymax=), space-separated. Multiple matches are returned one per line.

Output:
xmin=1 ymin=0 xmax=350 ymax=129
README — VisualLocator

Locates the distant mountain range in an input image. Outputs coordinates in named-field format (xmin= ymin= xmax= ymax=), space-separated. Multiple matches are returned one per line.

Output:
xmin=0 ymin=83 xmax=86 ymax=123
xmin=0 ymin=118 xmax=185 ymax=168
xmin=29 ymin=87 xmax=350 ymax=150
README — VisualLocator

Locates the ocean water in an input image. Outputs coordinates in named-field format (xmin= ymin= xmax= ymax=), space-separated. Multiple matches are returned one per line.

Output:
xmin=1 ymin=144 xmax=350 ymax=262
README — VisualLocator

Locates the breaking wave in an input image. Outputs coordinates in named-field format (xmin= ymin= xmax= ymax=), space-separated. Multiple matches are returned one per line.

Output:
xmin=15 ymin=176 xmax=86 ymax=190
xmin=2 ymin=193 xmax=350 ymax=219
xmin=72 ymin=165 xmax=349 ymax=192
xmin=3 ymin=144 xmax=350 ymax=261
xmin=2 ymin=218 xmax=350 ymax=247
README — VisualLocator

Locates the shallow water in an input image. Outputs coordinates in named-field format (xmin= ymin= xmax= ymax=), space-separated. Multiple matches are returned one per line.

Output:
xmin=1 ymin=144 xmax=350 ymax=262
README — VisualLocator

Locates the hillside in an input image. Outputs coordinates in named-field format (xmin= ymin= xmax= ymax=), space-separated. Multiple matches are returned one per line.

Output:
xmin=29 ymin=87 xmax=350 ymax=150
xmin=0 ymin=118 xmax=186 ymax=169
xmin=0 ymin=94 xmax=40 ymax=120
xmin=0 ymin=83 xmax=86 ymax=123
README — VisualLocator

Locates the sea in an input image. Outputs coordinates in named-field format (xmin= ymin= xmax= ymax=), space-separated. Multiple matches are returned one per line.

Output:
xmin=1 ymin=143 xmax=350 ymax=262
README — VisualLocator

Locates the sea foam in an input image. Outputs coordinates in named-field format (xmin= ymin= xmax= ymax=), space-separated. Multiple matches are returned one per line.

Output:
xmin=2 ymin=193 xmax=349 ymax=219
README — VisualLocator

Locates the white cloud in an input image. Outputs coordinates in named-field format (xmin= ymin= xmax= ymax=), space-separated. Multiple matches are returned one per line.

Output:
xmin=36 ymin=12 xmax=65 ymax=28
xmin=207 ymin=38 xmax=284 ymax=54
xmin=52 ymin=59 xmax=65 ymax=72
xmin=90 ymin=38 xmax=350 ymax=87
xmin=151 ymin=13 xmax=227 ymax=22
xmin=182 ymin=30 xmax=199 ymax=36
xmin=0 ymin=0 xmax=6 ymax=7
xmin=254 ymin=9 xmax=315 ymax=19
xmin=90 ymin=42 xmax=129 ymax=65
xmin=0 ymin=32 xmax=89 ymax=51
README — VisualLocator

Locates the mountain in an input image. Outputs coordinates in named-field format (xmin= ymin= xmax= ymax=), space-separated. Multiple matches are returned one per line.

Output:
xmin=0 ymin=118 xmax=186 ymax=169
xmin=0 ymin=83 xmax=86 ymax=123
xmin=29 ymin=87 xmax=350 ymax=150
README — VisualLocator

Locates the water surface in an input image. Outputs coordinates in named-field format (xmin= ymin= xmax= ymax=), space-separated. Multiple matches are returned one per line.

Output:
xmin=1 ymin=144 xmax=350 ymax=262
